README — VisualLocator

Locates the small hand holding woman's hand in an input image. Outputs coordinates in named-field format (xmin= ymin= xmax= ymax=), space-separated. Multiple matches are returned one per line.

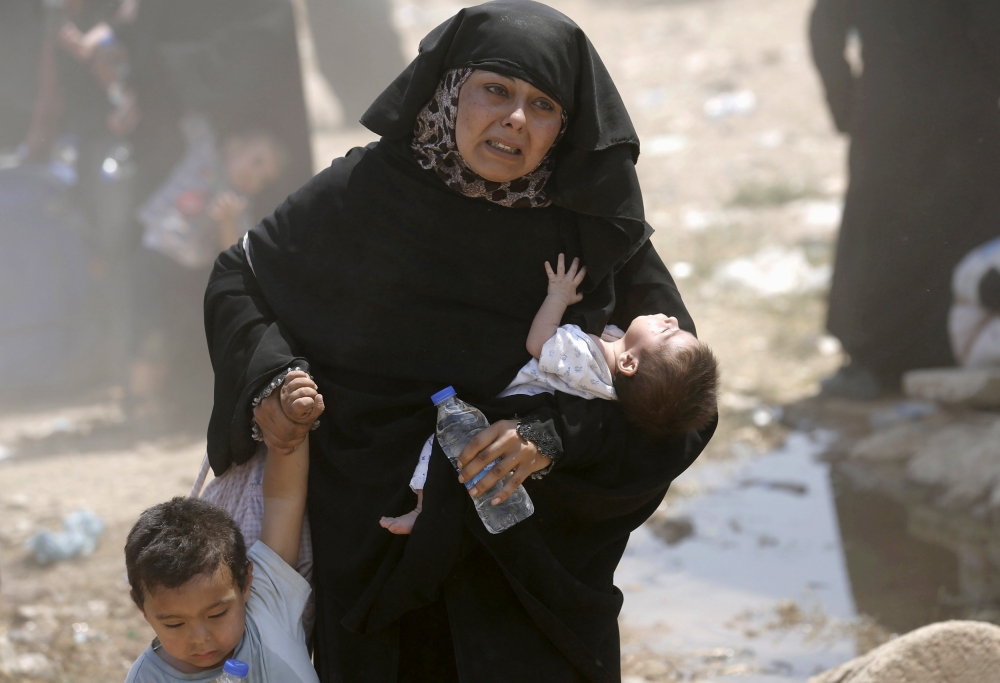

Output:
xmin=280 ymin=370 xmax=325 ymax=424
xmin=544 ymin=253 xmax=586 ymax=306
xmin=253 ymin=370 xmax=325 ymax=456
xmin=457 ymin=420 xmax=551 ymax=505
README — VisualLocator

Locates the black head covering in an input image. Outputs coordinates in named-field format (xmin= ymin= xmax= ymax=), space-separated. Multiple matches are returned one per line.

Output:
xmin=361 ymin=0 xmax=648 ymax=248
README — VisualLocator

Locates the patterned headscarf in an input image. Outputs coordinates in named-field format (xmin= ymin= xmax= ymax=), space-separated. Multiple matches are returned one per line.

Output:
xmin=410 ymin=68 xmax=567 ymax=209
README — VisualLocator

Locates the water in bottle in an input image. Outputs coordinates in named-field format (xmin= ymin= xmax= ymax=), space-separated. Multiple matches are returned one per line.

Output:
xmin=215 ymin=659 xmax=249 ymax=682
xmin=431 ymin=387 xmax=533 ymax=533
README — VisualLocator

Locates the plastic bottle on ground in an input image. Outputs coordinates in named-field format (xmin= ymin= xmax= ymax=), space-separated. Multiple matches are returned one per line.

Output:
xmin=431 ymin=386 xmax=534 ymax=534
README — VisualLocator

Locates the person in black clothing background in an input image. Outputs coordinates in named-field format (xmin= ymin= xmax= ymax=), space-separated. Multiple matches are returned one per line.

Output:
xmin=810 ymin=0 xmax=1000 ymax=399
xmin=121 ymin=0 xmax=314 ymax=429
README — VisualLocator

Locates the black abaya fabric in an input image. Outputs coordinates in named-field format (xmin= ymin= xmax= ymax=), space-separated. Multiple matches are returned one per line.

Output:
xmin=204 ymin=4 xmax=715 ymax=681
xmin=810 ymin=0 xmax=1000 ymax=378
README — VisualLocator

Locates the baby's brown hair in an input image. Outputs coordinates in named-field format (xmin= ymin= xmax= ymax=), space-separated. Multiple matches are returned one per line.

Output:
xmin=614 ymin=339 xmax=719 ymax=436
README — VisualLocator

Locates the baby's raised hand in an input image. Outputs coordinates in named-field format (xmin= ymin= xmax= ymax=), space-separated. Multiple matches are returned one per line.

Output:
xmin=280 ymin=370 xmax=325 ymax=425
xmin=544 ymin=253 xmax=587 ymax=305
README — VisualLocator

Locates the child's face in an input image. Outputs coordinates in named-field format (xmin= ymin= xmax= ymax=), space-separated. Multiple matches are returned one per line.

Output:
xmin=622 ymin=314 xmax=699 ymax=361
xmin=225 ymin=137 xmax=282 ymax=198
xmin=140 ymin=563 xmax=252 ymax=673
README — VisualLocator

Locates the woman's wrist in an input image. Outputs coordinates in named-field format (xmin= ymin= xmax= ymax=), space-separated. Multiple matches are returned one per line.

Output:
xmin=516 ymin=418 xmax=561 ymax=478
xmin=250 ymin=366 xmax=320 ymax=442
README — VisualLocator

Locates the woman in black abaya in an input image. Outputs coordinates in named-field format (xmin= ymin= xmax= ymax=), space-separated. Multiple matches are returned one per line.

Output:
xmin=204 ymin=3 xmax=716 ymax=681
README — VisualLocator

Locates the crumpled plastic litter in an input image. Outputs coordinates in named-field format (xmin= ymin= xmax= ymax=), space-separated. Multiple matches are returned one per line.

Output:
xmin=24 ymin=509 xmax=105 ymax=565
xmin=703 ymin=90 xmax=757 ymax=119
xmin=714 ymin=246 xmax=831 ymax=296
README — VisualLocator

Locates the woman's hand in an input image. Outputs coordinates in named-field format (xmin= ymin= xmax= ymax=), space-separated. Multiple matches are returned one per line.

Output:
xmin=253 ymin=372 xmax=324 ymax=456
xmin=457 ymin=420 xmax=552 ymax=505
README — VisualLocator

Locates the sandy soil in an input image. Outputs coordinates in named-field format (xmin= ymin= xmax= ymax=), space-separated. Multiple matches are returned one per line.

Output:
xmin=0 ymin=0 xmax=850 ymax=679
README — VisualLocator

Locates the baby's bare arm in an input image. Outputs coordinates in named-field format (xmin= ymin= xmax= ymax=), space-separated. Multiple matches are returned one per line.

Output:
xmin=261 ymin=436 xmax=310 ymax=567
xmin=526 ymin=254 xmax=586 ymax=358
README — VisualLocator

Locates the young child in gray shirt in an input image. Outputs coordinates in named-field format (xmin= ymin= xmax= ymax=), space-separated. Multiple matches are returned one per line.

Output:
xmin=123 ymin=374 xmax=322 ymax=682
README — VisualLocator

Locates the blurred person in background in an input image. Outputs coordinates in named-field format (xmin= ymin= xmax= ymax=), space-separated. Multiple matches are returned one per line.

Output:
xmin=305 ymin=0 xmax=407 ymax=125
xmin=0 ymin=3 xmax=46 ymax=157
xmin=811 ymin=0 xmax=1000 ymax=399
xmin=0 ymin=0 xmax=139 ymax=401
xmin=120 ymin=0 xmax=313 ymax=431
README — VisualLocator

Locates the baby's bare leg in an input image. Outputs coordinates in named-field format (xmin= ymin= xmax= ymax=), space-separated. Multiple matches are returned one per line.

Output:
xmin=379 ymin=490 xmax=423 ymax=535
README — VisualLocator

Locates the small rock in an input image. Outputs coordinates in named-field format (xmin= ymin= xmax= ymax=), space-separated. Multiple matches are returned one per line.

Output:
xmin=850 ymin=423 xmax=927 ymax=462
xmin=650 ymin=515 xmax=695 ymax=546
xmin=906 ymin=421 xmax=1000 ymax=504
xmin=903 ymin=367 xmax=1000 ymax=409
xmin=3 ymin=493 xmax=30 ymax=510
xmin=808 ymin=620 xmax=1000 ymax=683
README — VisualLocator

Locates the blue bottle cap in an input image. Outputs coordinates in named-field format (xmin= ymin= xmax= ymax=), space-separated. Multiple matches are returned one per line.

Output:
xmin=430 ymin=386 xmax=457 ymax=405
xmin=223 ymin=659 xmax=249 ymax=678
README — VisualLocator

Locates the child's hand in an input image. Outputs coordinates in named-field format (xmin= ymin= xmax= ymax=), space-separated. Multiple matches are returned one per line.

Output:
xmin=57 ymin=21 xmax=113 ymax=64
xmin=210 ymin=192 xmax=248 ymax=225
xmin=544 ymin=253 xmax=587 ymax=305
xmin=210 ymin=192 xmax=248 ymax=249
xmin=280 ymin=370 xmax=325 ymax=425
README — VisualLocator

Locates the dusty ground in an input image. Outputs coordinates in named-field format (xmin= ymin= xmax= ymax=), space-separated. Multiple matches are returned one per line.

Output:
xmin=0 ymin=0 xmax=852 ymax=680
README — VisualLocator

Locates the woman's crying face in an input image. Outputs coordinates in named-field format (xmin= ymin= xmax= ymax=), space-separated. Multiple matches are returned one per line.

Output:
xmin=455 ymin=70 xmax=563 ymax=183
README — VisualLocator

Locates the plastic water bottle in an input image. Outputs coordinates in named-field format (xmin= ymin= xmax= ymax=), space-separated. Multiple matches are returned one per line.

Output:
xmin=215 ymin=659 xmax=248 ymax=682
xmin=431 ymin=387 xmax=534 ymax=533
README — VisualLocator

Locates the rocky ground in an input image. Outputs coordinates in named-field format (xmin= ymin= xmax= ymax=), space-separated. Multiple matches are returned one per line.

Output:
xmin=5 ymin=0 xmax=995 ymax=681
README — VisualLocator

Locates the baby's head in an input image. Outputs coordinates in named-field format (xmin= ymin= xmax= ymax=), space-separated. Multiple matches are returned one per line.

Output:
xmin=125 ymin=497 xmax=251 ymax=673
xmin=613 ymin=314 xmax=719 ymax=436
xmin=222 ymin=129 xmax=289 ymax=198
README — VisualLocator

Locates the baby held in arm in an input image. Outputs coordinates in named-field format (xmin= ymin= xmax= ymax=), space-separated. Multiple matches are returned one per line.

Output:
xmin=380 ymin=254 xmax=720 ymax=534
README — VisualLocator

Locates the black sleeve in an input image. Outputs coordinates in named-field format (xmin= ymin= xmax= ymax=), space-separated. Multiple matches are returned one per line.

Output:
xmin=968 ymin=0 xmax=1000 ymax=86
xmin=204 ymin=240 xmax=310 ymax=474
xmin=809 ymin=0 xmax=855 ymax=134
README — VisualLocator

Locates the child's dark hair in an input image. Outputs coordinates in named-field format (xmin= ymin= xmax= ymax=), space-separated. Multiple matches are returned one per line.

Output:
xmin=125 ymin=497 xmax=249 ymax=609
xmin=614 ymin=340 xmax=720 ymax=436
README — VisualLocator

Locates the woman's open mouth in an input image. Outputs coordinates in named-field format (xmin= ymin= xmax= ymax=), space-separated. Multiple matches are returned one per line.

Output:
xmin=486 ymin=140 xmax=522 ymax=155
